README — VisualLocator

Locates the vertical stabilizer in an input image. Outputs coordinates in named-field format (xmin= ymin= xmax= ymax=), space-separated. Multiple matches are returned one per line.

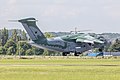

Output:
xmin=18 ymin=18 xmax=46 ymax=42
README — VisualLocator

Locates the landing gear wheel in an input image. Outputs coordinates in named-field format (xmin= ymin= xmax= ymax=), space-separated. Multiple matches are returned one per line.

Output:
xmin=74 ymin=52 xmax=80 ymax=56
xmin=62 ymin=52 xmax=67 ymax=56
xmin=98 ymin=48 xmax=103 ymax=52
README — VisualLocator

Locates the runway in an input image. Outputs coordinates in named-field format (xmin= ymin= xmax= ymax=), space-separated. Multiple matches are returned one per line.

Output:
xmin=0 ymin=64 xmax=119 ymax=67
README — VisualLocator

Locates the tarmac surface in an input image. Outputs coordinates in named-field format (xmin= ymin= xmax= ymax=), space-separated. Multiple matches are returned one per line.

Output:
xmin=0 ymin=64 xmax=119 ymax=67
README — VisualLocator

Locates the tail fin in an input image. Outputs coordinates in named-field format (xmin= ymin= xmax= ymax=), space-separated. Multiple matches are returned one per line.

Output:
xmin=18 ymin=18 xmax=46 ymax=42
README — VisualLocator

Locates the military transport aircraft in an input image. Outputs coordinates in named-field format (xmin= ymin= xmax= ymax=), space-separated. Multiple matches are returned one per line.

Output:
xmin=13 ymin=18 xmax=105 ymax=56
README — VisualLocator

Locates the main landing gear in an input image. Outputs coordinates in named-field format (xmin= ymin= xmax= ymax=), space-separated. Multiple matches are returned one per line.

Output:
xmin=62 ymin=52 xmax=69 ymax=56
xmin=62 ymin=52 xmax=81 ymax=56
xmin=74 ymin=52 xmax=81 ymax=56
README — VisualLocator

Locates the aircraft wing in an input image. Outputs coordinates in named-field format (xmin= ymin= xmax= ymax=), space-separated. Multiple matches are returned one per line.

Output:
xmin=61 ymin=34 xmax=104 ymax=44
xmin=76 ymin=35 xmax=104 ymax=44
xmin=76 ymin=38 xmax=94 ymax=44
xmin=92 ymin=39 xmax=104 ymax=44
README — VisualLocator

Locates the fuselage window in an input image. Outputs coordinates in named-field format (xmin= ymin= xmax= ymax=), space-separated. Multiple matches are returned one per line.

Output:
xmin=35 ymin=31 xmax=37 ymax=34
xmin=83 ymin=45 xmax=86 ymax=47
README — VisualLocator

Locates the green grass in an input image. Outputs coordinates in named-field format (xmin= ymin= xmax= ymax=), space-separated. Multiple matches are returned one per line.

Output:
xmin=0 ymin=58 xmax=120 ymax=80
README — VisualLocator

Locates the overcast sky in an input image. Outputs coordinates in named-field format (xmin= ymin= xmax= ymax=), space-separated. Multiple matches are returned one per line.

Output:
xmin=0 ymin=0 xmax=120 ymax=33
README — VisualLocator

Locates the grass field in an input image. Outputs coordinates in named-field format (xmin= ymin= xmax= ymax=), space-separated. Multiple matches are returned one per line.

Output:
xmin=0 ymin=57 xmax=120 ymax=80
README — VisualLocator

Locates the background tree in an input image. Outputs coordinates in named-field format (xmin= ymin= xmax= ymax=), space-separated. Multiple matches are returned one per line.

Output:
xmin=1 ymin=28 xmax=8 ymax=46
xmin=43 ymin=49 xmax=49 ymax=56
xmin=44 ymin=32 xmax=54 ymax=38
xmin=26 ymin=49 xmax=34 ymax=55
xmin=11 ymin=29 xmax=19 ymax=42
xmin=0 ymin=46 xmax=6 ymax=55
xmin=7 ymin=46 xmax=15 ymax=55
xmin=4 ymin=39 xmax=17 ymax=55
xmin=108 ymin=39 xmax=120 ymax=52
xmin=0 ymin=41 xmax=2 ymax=46
xmin=16 ymin=42 xmax=31 ymax=55
xmin=32 ymin=47 xmax=44 ymax=55
xmin=21 ymin=30 xmax=27 ymax=40
xmin=0 ymin=30 xmax=2 ymax=46
xmin=16 ymin=48 xmax=25 ymax=55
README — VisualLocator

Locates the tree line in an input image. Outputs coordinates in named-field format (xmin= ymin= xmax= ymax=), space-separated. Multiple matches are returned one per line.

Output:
xmin=0 ymin=28 xmax=60 ymax=56
xmin=0 ymin=28 xmax=120 ymax=56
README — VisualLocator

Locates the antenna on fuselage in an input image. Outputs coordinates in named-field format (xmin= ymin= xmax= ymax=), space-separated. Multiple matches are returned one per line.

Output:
xmin=70 ymin=27 xmax=91 ymax=34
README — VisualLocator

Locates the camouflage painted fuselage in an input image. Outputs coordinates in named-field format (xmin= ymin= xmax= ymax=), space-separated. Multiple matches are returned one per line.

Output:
xmin=18 ymin=18 xmax=105 ymax=54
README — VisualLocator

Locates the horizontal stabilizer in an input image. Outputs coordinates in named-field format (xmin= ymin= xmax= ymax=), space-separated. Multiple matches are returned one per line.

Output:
xmin=8 ymin=20 xmax=18 ymax=22
xmin=8 ymin=19 xmax=38 ymax=22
